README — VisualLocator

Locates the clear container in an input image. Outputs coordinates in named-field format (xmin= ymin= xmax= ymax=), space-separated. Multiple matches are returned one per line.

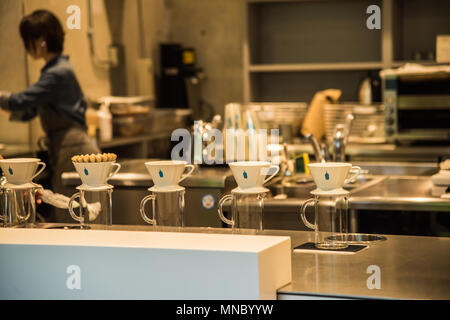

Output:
xmin=68 ymin=186 xmax=113 ymax=229
xmin=300 ymin=191 xmax=349 ymax=249
xmin=140 ymin=187 xmax=186 ymax=230
xmin=217 ymin=189 xmax=268 ymax=234
xmin=0 ymin=183 xmax=42 ymax=228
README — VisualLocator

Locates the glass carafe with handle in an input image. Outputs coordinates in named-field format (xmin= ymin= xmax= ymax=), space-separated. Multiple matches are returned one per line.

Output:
xmin=0 ymin=182 xmax=42 ymax=228
xmin=300 ymin=189 xmax=349 ymax=249
xmin=140 ymin=186 xmax=186 ymax=231
xmin=68 ymin=185 xmax=113 ymax=229
xmin=217 ymin=188 xmax=269 ymax=234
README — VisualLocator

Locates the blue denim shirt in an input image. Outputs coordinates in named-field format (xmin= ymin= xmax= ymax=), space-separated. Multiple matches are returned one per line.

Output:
xmin=0 ymin=55 xmax=87 ymax=128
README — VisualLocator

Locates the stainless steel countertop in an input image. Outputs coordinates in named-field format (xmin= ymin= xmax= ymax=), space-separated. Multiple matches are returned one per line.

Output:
xmin=270 ymin=229 xmax=450 ymax=300
xmin=349 ymin=176 xmax=450 ymax=212
xmin=38 ymin=223 xmax=450 ymax=299
xmin=263 ymin=175 xmax=450 ymax=213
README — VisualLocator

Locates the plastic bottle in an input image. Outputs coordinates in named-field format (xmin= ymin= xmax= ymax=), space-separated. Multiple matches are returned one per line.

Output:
xmin=358 ymin=77 xmax=372 ymax=105
xmin=85 ymin=108 xmax=99 ymax=138
xmin=98 ymin=102 xmax=113 ymax=141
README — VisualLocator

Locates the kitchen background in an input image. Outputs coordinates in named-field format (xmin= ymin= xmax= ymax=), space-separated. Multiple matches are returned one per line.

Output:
xmin=1 ymin=2 xmax=450 ymax=300
xmin=1 ymin=0 xmax=449 ymax=236
xmin=1 ymin=0 xmax=450 ymax=155
xmin=0 ymin=0 xmax=244 ymax=152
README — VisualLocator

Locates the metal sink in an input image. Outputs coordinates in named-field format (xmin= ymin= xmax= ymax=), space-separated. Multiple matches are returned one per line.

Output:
xmin=268 ymin=180 xmax=316 ymax=199
xmin=264 ymin=161 xmax=449 ymax=235
xmin=267 ymin=160 xmax=439 ymax=200
xmin=353 ymin=161 xmax=439 ymax=176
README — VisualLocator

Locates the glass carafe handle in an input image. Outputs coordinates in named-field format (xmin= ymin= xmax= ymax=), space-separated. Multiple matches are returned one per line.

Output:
xmin=217 ymin=194 xmax=234 ymax=226
xmin=140 ymin=194 xmax=156 ymax=225
xmin=300 ymin=198 xmax=317 ymax=230
xmin=68 ymin=192 xmax=83 ymax=223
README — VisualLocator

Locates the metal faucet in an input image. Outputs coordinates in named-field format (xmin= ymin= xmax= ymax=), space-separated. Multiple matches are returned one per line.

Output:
xmin=332 ymin=114 xmax=354 ymax=162
xmin=305 ymin=113 xmax=354 ymax=162
xmin=304 ymin=133 xmax=327 ymax=163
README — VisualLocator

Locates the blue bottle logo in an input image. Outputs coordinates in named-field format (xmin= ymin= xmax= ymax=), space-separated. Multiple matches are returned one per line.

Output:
xmin=8 ymin=167 xmax=13 ymax=175
xmin=325 ymin=172 xmax=330 ymax=180
xmin=84 ymin=168 xmax=89 ymax=176
xmin=243 ymin=171 xmax=248 ymax=179
xmin=159 ymin=169 xmax=164 ymax=178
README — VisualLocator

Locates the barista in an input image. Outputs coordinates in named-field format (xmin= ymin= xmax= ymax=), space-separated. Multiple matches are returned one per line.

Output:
xmin=0 ymin=10 xmax=99 ymax=219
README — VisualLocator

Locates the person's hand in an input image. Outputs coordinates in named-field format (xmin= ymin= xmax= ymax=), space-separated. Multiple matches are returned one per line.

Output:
xmin=0 ymin=108 xmax=10 ymax=118
xmin=35 ymin=189 xmax=43 ymax=205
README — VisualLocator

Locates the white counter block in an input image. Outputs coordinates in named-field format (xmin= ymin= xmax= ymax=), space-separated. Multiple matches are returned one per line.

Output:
xmin=0 ymin=228 xmax=291 ymax=300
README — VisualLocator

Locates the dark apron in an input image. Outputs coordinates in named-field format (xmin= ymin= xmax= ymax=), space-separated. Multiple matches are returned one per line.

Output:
xmin=39 ymin=105 xmax=100 ymax=223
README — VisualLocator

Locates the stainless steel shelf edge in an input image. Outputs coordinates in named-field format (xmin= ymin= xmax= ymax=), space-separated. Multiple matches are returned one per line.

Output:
xmin=249 ymin=62 xmax=383 ymax=72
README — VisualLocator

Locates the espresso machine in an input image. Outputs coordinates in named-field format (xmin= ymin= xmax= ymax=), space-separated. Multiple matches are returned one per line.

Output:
xmin=158 ymin=43 xmax=212 ymax=121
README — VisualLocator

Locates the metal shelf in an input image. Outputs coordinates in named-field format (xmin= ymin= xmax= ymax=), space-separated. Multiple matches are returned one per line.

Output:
xmin=243 ymin=0 xmax=389 ymax=102
xmin=98 ymin=131 xmax=173 ymax=149
xmin=392 ymin=60 xmax=449 ymax=67
xmin=249 ymin=62 xmax=383 ymax=72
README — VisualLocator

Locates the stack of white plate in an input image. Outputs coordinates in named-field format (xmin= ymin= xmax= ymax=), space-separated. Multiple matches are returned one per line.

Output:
xmin=431 ymin=160 xmax=450 ymax=198
xmin=324 ymin=103 xmax=386 ymax=144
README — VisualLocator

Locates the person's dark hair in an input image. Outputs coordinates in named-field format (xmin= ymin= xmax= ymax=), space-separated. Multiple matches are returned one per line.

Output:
xmin=19 ymin=10 xmax=64 ymax=54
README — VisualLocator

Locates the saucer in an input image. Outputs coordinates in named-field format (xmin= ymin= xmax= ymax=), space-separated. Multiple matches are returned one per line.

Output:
xmin=149 ymin=185 xmax=185 ymax=193
xmin=1 ymin=182 xmax=42 ymax=190
xmin=76 ymin=184 xmax=114 ymax=191
xmin=310 ymin=188 xmax=349 ymax=196
xmin=231 ymin=187 xmax=270 ymax=194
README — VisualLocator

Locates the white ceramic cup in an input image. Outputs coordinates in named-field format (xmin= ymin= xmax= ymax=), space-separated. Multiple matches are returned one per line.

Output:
xmin=308 ymin=162 xmax=361 ymax=191
xmin=73 ymin=161 xmax=121 ymax=187
xmin=0 ymin=158 xmax=46 ymax=185
xmin=229 ymin=161 xmax=280 ymax=190
xmin=145 ymin=160 xmax=195 ymax=189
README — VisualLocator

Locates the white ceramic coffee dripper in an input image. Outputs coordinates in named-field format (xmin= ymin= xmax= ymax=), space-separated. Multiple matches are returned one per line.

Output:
xmin=144 ymin=160 xmax=195 ymax=191
xmin=216 ymin=161 xmax=278 ymax=233
xmin=68 ymin=161 xmax=119 ymax=228
xmin=0 ymin=158 xmax=46 ymax=185
xmin=296 ymin=162 xmax=361 ymax=249
xmin=139 ymin=160 xmax=193 ymax=228
xmin=72 ymin=161 xmax=121 ymax=189
xmin=307 ymin=162 xmax=361 ymax=194
xmin=228 ymin=161 xmax=280 ymax=193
